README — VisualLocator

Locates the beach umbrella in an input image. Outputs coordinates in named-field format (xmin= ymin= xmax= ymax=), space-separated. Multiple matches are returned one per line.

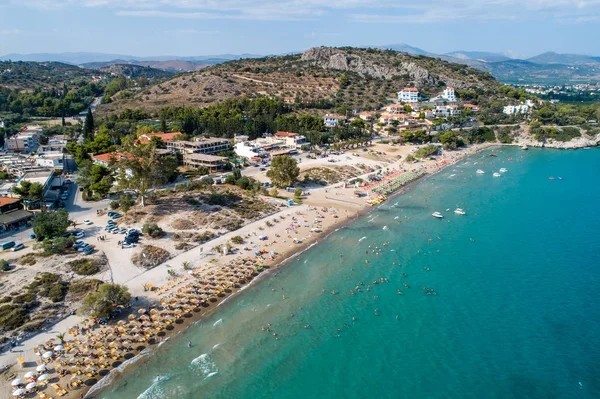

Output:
xmin=138 ymin=308 xmax=146 ymax=314
xmin=127 ymin=314 xmax=136 ymax=321
xmin=24 ymin=371 xmax=35 ymax=379
xmin=12 ymin=389 xmax=24 ymax=396
xmin=42 ymin=351 xmax=53 ymax=359
xmin=11 ymin=378 xmax=22 ymax=386
xmin=36 ymin=364 xmax=47 ymax=372
xmin=37 ymin=374 xmax=49 ymax=382
xmin=54 ymin=345 xmax=64 ymax=351
xmin=25 ymin=382 xmax=37 ymax=390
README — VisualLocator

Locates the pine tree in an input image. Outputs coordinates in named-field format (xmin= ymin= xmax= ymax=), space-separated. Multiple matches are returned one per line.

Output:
xmin=83 ymin=107 xmax=94 ymax=139
xmin=159 ymin=117 xmax=168 ymax=133
xmin=61 ymin=115 xmax=66 ymax=127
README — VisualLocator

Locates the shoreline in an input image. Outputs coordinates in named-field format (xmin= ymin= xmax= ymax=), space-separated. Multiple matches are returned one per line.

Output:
xmin=80 ymin=143 xmax=494 ymax=398
xmin=0 ymin=141 xmax=513 ymax=399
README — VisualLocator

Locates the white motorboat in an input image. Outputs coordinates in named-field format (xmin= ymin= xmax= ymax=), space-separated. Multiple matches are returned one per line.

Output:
xmin=521 ymin=145 xmax=528 ymax=150
xmin=432 ymin=212 xmax=444 ymax=218
xmin=499 ymin=168 xmax=507 ymax=173
xmin=476 ymin=169 xmax=485 ymax=174
xmin=454 ymin=208 xmax=466 ymax=215
xmin=493 ymin=172 xmax=501 ymax=177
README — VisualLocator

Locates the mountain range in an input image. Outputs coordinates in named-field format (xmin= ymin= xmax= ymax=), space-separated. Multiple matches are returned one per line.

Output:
xmin=2 ymin=47 xmax=600 ymax=84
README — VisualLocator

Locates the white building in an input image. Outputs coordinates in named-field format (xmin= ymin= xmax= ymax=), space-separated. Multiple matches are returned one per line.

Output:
xmin=503 ymin=105 xmax=530 ymax=115
xmin=435 ymin=105 xmax=461 ymax=117
xmin=441 ymin=86 xmax=456 ymax=102
xmin=323 ymin=114 xmax=346 ymax=127
xmin=397 ymin=88 xmax=419 ymax=103
xmin=35 ymin=152 xmax=65 ymax=170
xmin=6 ymin=130 xmax=40 ymax=152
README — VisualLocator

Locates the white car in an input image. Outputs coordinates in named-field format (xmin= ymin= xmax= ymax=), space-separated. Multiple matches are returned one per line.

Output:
xmin=83 ymin=220 xmax=92 ymax=225
xmin=75 ymin=232 xmax=85 ymax=239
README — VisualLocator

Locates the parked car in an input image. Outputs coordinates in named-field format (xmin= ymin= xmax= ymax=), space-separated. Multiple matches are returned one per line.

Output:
xmin=75 ymin=231 xmax=85 ymax=239
xmin=122 ymin=243 xmax=136 ymax=249
xmin=1 ymin=241 xmax=15 ymax=250
xmin=118 ymin=227 xmax=127 ymax=234
xmin=107 ymin=220 xmax=115 ymax=225
xmin=74 ymin=240 xmax=85 ymax=248
xmin=83 ymin=247 xmax=95 ymax=255
xmin=11 ymin=243 xmax=24 ymax=252
xmin=110 ymin=213 xmax=121 ymax=219
xmin=83 ymin=219 xmax=92 ymax=225
xmin=107 ymin=212 xmax=117 ymax=217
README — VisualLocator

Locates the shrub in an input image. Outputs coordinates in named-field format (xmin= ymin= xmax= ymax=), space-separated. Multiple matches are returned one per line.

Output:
xmin=80 ymin=283 xmax=131 ymax=318
xmin=0 ymin=259 xmax=9 ymax=271
xmin=68 ymin=259 xmax=100 ymax=276
xmin=68 ymin=279 xmax=102 ymax=298
xmin=110 ymin=200 xmax=120 ymax=210
xmin=48 ymin=283 xmax=69 ymax=303
xmin=119 ymin=193 xmax=135 ymax=212
xmin=142 ymin=223 xmax=165 ymax=238
xmin=18 ymin=253 xmax=36 ymax=266
xmin=269 ymin=188 xmax=279 ymax=197
xmin=0 ymin=305 xmax=29 ymax=330
xmin=231 ymin=236 xmax=244 ymax=245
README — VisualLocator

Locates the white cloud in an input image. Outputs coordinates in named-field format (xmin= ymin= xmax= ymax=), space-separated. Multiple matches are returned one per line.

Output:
xmin=10 ymin=0 xmax=600 ymax=22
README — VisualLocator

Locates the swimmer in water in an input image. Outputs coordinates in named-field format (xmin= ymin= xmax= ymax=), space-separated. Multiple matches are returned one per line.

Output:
xmin=155 ymin=375 xmax=160 ymax=382
xmin=187 ymin=341 xmax=191 ymax=348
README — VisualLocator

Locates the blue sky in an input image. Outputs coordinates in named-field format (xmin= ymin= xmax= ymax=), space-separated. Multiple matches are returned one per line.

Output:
xmin=0 ymin=0 xmax=598 ymax=58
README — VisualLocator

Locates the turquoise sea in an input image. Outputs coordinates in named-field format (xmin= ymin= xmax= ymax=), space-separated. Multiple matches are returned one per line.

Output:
xmin=98 ymin=147 xmax=600 ymax=399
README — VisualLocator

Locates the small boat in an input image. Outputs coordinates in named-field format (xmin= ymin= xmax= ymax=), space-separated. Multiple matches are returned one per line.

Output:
xmin=454 ymin=208 xmax=466 ymax=215
xmin=558 ymin=176 xmax=563 ymax=180
xmin=499 ymin=168 xmax=507 ymax=173
xmin=432 ymin=212 xmax=444 ymax=218
xmin=476 ymin=169 xmax=485 ymax=174
xmin=521 ymin=145 xmax=528 ymax=150
xmin=493 ymin=172 xmax=501 ymax=177
xmin=548 ymin=177 xmax=555 ymax=180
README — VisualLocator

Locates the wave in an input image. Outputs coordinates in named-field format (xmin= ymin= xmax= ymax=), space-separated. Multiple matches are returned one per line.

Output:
xmin=213 ymin=318 xmax=223 ymax=327
xmin=394 ymin=216 xmax=399 ymax=220
xmin=83 ymin=350 xmax=152 ymax=398
xmin=190 ymin=353 xmax=219 ymax=380
xmin=358 ymin=236 xmax=367 ymax=243
xmin=382 ymin=226 xmax=389 ymax=231
xmin=212 ymin=343 xmax=221 ymax=350
xmin=137 ymin=376 xmax=169 ymax=399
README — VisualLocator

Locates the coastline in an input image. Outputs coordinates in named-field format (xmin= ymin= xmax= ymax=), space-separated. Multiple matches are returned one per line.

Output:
xmin=0 ymin=141 xmax=515 ymax=399
xmin=80 ymin=142 xmax=494 ymax=399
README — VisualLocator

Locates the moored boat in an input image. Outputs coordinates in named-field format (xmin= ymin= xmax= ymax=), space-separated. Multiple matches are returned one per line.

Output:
xmin=499 ymin=168 xmax=507 ymax=173
xmin=521 ymin=145 xmax=528 ymax=150
xmin=493 ymin=172 xmax=501 ymax=177
xmin=454 ymin=208 xmax=466 ymax=215
xmin=476 ymin=169 xmax=485 ymax=174
xmin=432 ymin=212 xmax=444 ymax=218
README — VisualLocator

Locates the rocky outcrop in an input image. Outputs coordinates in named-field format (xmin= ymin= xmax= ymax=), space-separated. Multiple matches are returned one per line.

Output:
xmin=509 ymin=127 xmax=600 ymax=149
xmin=301 ymin=47 xmax=436 ymax=84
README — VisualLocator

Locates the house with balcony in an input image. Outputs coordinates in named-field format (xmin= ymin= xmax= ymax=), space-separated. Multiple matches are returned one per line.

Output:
xmin=166 ymin=137 xmax=231 ymax=155
xmin=182 ymin=153 xmax=228 ymax=173
xmin=323 ymin=114 xmax=347 ymax=127
xmin=397 ymin=87 xmax=419 ymax=103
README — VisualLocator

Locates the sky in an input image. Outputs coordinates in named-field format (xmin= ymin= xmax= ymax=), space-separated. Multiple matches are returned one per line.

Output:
xmin=0 ymin=0 xmax=598 ymax=58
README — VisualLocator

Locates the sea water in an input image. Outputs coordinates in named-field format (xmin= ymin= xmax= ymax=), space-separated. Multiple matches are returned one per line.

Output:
xmin=98 ymin=147 xmax=600 ymax=399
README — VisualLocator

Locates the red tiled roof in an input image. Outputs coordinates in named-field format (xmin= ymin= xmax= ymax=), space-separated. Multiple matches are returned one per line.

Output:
xmin=274 ymin=131 xmax=298 ymax=137
xmin=402 ymin=87 xmax=418 ymax=92
xmin=137 ymin=132 xmax=182 ymax=144
xmin=0 ymin=197 xmax=20 ymax=207
xmin=92 ymin=152 xmax=131 ymax=163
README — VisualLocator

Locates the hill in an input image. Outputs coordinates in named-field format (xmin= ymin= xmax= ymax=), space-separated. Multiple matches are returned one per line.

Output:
xmin=0 ymin=61 xmax=100 ymax=90
xmin=81 ymin=60 xmax=211 ymax=73
xmin=97 ymin=64 xmax=175 ymax=80
xmin=478 ymin=59 xmax=600 ymax=84
xmin=444 ymin=51 xmax=510 ymax=63
xmin=97 ymin=46 xmax=497 ymax=116
xmin=526 ymin=51 xmax=600 ymax=65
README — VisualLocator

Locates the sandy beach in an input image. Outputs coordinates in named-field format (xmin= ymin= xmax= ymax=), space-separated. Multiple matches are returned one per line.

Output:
xmin=0 ymin=142 xmax=492 ymax=399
